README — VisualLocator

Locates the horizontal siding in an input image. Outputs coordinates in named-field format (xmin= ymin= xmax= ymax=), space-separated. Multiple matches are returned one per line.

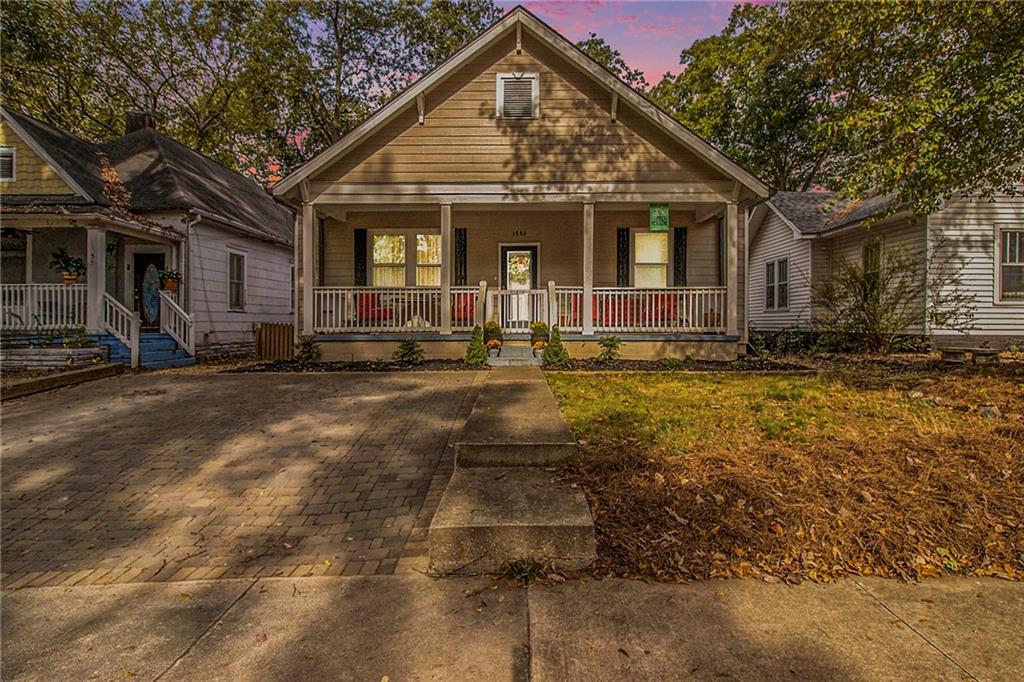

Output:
xmin=188 ymin=223 xmax=293 ymax=347
xmin=0 ymin=121 xmax=74 ymax=195
xmin=748 ymin=212 xmax=812 ymax=330
xmin=929 ymin=196 xmax=1024 ymax=338
xmin=317 ymin=31 xmax=727 ymax=186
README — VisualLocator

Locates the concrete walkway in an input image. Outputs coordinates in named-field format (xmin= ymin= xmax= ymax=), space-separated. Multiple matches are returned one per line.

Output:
xmin=3 ymin=574 xmax=1020 ymax=681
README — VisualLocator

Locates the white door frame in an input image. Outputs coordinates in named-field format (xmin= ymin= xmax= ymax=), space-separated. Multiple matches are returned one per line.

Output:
xmin=123 ymin=242 xmax=172 ymax=309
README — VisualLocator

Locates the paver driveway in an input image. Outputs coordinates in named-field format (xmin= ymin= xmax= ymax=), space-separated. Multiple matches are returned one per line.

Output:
xmin=1 ymin=371 xmax=481 ymax=588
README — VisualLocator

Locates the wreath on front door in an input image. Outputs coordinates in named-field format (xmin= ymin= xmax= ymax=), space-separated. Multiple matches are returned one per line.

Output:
xmin=508 ymin=254 xmax=531 ymax=285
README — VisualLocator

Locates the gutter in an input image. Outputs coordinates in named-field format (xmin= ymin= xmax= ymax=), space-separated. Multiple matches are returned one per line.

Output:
xmin=803 ymin=208 xmax=917 ymax=240
xmin=187 ymin=208 xmax=294 ymax=247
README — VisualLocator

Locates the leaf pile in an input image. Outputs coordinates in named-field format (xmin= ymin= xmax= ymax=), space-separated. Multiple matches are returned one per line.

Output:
xmin=550 ymin=359 xmax=1024 ymax=582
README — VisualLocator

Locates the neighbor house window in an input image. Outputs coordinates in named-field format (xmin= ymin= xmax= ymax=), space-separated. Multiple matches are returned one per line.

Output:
xmin=765 ymin=258 xmax=788 ymax=310
xmin=863 ymin=240 xmax=882 ymax=295
xmin=633 ymin=232 xmax=669 ymax=287
xmin=999 ymin=227 xmax=1024 ymax=301
xmin=497 ymin=73 xmax=539 ymax=119
xmin=371 ymin=232 xmax=441 ymax=286
xmin=228 ymin=252 xmax=245 ymax=310
xmin=0 ymin=147 xmax=14 ymax=181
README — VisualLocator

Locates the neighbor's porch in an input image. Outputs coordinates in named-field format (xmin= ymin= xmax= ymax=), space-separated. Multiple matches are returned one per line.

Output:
xmin=0 ymin=214 xmax=196 ymax=364
xmin=298 ymin=202 xmax=741 ymax=346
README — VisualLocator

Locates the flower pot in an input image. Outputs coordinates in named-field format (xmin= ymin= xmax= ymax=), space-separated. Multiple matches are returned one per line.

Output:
xmin=162 ymin=279 xmax=179 ymax=293
xmin=487 ymin=348 xmax=500 ymax=357
xmin=530 ymin=335 xmax=548 ymax=346
xmin=534 ymin=349 xmax=543 ymax=358
xmin=62 ymin=272 xmax=80 ymax=285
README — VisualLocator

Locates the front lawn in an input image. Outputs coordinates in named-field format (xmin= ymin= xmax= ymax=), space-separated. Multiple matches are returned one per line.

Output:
xmin=548 ymin=360 xmax=1023 ymax=582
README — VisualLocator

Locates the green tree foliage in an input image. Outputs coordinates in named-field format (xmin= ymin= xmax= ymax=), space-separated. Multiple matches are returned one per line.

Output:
xmin=1 ymin=0 xmax=501 ymax=183
xmin=597 ymin=335 xmax=622 ymax=364
xmin=464 ymin=325 xmax=488 ymax=366
xmin=652 ymin=1 xmax=1024 ymax=211
xmin=576 ymin=32 xmax=648 ymax=91
xmin=393 ymin=339 xmax=425 ymax=365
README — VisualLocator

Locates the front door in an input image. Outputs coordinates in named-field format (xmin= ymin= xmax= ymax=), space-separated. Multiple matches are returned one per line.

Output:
xmin=133 ymin=252 xmax=165 ymax=330
xmin=500 ymin=245 xmax=538 ymax=332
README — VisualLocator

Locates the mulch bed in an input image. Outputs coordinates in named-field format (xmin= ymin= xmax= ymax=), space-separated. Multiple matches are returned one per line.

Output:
xmin=550 ymin=357 xmax=1024 ymax=584
xmin=552 ymin=357 xmax=811 ymax=372
xmin=228 ymin=359 xmax=480 ymax=373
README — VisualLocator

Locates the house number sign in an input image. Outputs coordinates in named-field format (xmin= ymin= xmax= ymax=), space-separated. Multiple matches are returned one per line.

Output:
xmin=512 ymin=229 xmax=528 ymax=237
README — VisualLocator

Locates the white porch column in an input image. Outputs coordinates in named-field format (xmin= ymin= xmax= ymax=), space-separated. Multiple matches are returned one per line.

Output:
xmin=86 ymin=226 xmax=106 ymax=333
xmin=582 ymin=202 xmax=595 ymax=336
xmin=440 ymin=203 xmax=452 ymax=335
xmin=302 ymin=202 xmax=315 ymax=334
xmin=726 ymin=201 xmax=738 ymax=336
xmin=25 ymin=231 xmax=34 ymax=283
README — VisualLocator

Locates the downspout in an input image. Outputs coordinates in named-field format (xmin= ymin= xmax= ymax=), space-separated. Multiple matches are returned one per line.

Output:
xmin=184 ymin=209 xmax=202 ymax=316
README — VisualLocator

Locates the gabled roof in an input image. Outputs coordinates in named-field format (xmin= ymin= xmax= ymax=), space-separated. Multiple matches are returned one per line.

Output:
xmin=273 ymin=5 xmax=769 ymax=199
xmin=768 ymin=191 xmax=900 ymax=236
xmin=1 ymin=106 xmax=292 ymax=244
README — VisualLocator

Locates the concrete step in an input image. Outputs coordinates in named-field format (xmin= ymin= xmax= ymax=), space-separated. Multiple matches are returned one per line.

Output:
xmin=486 ymin=356 xmax=543 ymax=367
xmin=497 ymin=345 xmax=536 ymax=357
xmin=428 ymin=467 xmax=596 ymax=575
xmin=456 ymin=367 xmax=578 ymax=467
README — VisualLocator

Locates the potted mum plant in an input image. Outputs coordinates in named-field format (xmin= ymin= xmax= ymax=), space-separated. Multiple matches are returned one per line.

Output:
xmin=529 ymin=320 xmax=549 ymax=345
xmin=158 ymin=268 xmax=182 ymax=292
xmin=486 ymin=338 xmax=502 ymax=357
xmin=49 ymin=248 xmax=86 ymax=285
xmin=532 ymin=339 xmax=547 ymax=358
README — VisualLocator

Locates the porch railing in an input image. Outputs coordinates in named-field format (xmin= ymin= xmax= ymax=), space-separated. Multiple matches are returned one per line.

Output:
xmin=0 ymin=283 xmax=88 ymax=330
xmin=311 ymin=285 xmax=727 ymax=335
xmin=103 ymin=293 xmax=141 ymax=368
xmin=159 ymin=290 xmax=195 ymax=355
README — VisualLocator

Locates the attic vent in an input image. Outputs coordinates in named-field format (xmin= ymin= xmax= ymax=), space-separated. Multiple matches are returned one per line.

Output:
xmin=0 ymin=147 xmax=13 ymax=181
xmin=497 ymin=73 xmax=538 ymax=120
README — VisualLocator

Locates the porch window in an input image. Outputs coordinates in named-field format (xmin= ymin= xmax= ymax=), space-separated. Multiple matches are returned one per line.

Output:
xmin=633 ymin=232 xmax=669 ymax=287
xmin=999 ymin=227 xmax=1024 ymax=301
xmin=229 ymin=251 xmax=245 ymax=310
xmin=0 ymin=147 xmax=14 ymax=181
xmin=416 ymin=234 xmax=441 ymax=286
xmin=371 ymin=232 xmax=441 ymax=286
xmin=765 ymin=258 xmax=788 ymax=310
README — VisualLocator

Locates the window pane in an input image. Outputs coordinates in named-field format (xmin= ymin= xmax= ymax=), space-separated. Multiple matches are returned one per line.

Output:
xmin=635 ymin=233 xmax=669 ymax=264
xmin=765 ymin=262 xmax=775 ymax=309
xmin=1002 ymin=265 xmax=1024 ymax=298
xmin=1003 ymin=231 xmax=1024 ymax=264
xmin=417 ymin=234 xmax=440 ymax=265
xmin=416 ymin=265 xmax=440 ymax=286
xmin=373 ymin=266 xmax=406 ymax=287
xmin=778 ymin=281 xmax=789 ymax=308
xmin=373 ymin=235 xmax=405 ymax=265
xmin=777 ymin=259 xmax=788 ymax=284
xmin=634 ymin=264 xmax=667 ymax=288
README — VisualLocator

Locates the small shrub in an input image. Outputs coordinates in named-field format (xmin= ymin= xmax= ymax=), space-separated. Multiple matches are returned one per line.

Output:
xmin=597 ymin=335 xmax=623 ymax=364
xmin=60 ymin=325 xmax=92 ymax=349
xmin=542 ymin=326 xmax=570 ymax=368
xmin=529 ymin=320 xmax=549 ymax=341
xmin=658 ymin=356 xmax=687 ymax=370
xmin=393 ymin=339 xmax=425 ymax=365
xmin=483 ymin=320 xmax=502 ymax=343
xmin=500 ymin=558 xmax=547 ymax=586
xmin=295 ymin=335 xmax=321 ymax=364
xmin=465 ymin=325 xmax=488 ymax=366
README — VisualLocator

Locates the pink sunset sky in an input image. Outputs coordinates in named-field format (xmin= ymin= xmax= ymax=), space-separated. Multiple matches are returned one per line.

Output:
xmin=497 ymin=0 xmax=748 ymax=85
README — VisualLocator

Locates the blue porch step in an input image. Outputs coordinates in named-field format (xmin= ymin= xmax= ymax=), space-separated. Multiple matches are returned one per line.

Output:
xmin=96 ymin=331 xmax=195 ymax=369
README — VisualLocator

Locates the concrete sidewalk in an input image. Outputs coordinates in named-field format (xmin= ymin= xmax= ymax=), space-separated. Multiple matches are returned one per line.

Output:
xmin=2 ymin=574 xmax=1020 ymax=681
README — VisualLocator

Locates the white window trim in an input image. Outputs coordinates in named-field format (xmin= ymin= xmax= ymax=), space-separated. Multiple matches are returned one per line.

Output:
xmin=628 ymin=228 xmax=672 ymax=288
xmin=764 ymin=257 xmax=789 ymax=311
xmin=367 ymin=229 xmax=442 ymax=287
xmin=227 ymin=248 xmax=247 ymax=312
xmin=496 ymin=72 xmax=539 ymax=119
xmin=0 ymin=146 xmax=15 ymax=181
xmin=995 ymin=223 xmax=1024 ymax=305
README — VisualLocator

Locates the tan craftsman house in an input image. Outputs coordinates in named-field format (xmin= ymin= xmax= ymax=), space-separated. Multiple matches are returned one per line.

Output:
xmin=274 ymin=6 xmax=769 ymax=360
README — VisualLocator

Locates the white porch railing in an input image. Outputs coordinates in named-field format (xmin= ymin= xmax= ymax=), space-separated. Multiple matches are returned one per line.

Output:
xmin=0 ymin=283 xmax=88 ymax=330
xmin=553 ymin=286 xmax=727 ymax=334
xmin=158 ymin=291 xmax=195 ymax=354
xmin=450 ymin=286 xmax=479 ymax=332
xmin=103 ymin=293 xmax=141 ymax=368
xmin=314 ymin=287 xmax=443 ymax=333
xmin=487 ymin=289 xmax=548 ymax=333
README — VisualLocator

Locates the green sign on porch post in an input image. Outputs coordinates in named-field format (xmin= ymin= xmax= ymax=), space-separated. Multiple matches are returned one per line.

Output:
xmin=649 ymin=203 xmax=669 ymax=231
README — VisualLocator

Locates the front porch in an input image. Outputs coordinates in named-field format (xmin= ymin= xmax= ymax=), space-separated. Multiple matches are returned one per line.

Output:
xmin=298 ymin=201 xmax=742 ymax=359
xmin=0 ymin=215 xmax=196 ymax=367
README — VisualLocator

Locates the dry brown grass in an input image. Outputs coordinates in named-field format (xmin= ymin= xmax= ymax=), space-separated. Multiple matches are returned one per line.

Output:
xmin=548 ymin=358 xmax=1024 ymax=583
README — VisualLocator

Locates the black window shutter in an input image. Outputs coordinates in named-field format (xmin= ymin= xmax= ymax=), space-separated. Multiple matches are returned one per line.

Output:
xmin=616 ymin=228 xmax=629 ymax=286
xmin=673 ymin=227 xmax=687 ymax=286
xmin=454 ymin=228 xmax=467 ymax=285
xmin=354 ymin=229 xmax=367 ymax=286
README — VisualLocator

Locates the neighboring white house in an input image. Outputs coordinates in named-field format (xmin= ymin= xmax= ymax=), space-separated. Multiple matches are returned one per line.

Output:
xmin=747 ymin=191 xmax=1024 ymax=348
xmin=0 ymin=107 xmax=294 ymax=366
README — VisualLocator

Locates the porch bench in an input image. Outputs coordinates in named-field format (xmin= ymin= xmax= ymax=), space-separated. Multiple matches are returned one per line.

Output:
xmin=939 ymin=347 xmax=1001 ymax=365
xmin=568 ymin=293 xmax=681 ymax=330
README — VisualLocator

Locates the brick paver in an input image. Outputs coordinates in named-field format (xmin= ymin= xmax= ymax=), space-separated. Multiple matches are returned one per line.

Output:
xmin=1 ymin=371 xmax=481 ymax=587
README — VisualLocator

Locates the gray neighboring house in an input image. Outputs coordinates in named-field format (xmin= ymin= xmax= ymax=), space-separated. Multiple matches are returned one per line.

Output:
xmin=747 ymin=190 xmax=1023 ymax=348
xmin=1 ymin=107 xmax=294 ymax=366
